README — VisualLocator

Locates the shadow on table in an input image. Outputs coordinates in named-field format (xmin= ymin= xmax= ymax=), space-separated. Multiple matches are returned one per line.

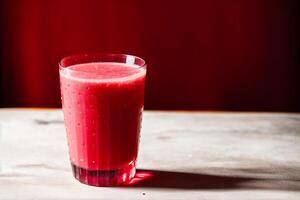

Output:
xmin=124 ymin=169 xmax=300 ymax=191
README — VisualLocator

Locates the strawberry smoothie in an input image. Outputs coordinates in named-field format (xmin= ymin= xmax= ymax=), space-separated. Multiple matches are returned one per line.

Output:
xmin=59 ymin=57 xmax=146 ymax=186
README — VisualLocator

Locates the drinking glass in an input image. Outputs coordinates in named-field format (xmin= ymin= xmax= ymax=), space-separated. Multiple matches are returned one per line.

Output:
xmin=59 ymin=53 xmax=146 ymax=186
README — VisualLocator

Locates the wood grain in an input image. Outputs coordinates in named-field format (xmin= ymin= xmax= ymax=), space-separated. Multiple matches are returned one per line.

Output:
xmin=0 ymin=109 xmax=299 ymax=199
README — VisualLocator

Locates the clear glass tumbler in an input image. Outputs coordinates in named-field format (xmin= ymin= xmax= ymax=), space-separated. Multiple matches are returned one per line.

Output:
xmin=59 ymin=53 xmax=146 ymax=186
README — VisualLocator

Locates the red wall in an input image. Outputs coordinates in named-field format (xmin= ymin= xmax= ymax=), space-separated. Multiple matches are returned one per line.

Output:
xmin=0 ymin=0 xmax=299 ymax=111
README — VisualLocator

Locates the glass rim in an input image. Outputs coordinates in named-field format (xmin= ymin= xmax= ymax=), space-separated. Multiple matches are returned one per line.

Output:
xmin=59 ymin=52 xmax=147 ymax=71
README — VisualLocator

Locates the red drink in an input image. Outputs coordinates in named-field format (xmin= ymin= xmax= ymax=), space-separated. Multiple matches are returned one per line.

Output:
xmin=59 ymin=54 xmax=146 ymax=186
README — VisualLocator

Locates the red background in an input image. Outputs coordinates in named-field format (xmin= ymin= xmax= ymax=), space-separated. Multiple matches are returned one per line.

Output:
xmin=0 ymin=0 xmax=299 ymax=111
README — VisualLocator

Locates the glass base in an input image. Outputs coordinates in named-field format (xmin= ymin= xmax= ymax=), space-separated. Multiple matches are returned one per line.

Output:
xmin=71 ymin=162 xmax=136 ymax=187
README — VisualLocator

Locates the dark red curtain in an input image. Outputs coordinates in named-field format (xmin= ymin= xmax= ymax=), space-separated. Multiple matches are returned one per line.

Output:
xmin=0 ymin=0 xmax=299 ymax=111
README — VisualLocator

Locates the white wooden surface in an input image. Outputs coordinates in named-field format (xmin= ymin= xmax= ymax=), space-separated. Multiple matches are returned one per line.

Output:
xmin=0 ymin=109 xmax=299 ymax=199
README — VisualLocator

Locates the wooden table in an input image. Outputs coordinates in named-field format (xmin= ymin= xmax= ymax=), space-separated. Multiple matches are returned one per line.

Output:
xmin=0 ymin=109 xmax=299 ymax=199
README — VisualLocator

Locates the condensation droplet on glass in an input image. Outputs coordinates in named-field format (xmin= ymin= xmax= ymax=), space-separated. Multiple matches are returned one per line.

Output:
xmin=80 ymin=158 xmax=84 ymax=162
xmin=92 ymin=160 xmax=95 ymax=164
xmin=122 ymin=174 xmax=127 ymax=182
xmin=77 ymin=123 xmax=81 ymax=126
